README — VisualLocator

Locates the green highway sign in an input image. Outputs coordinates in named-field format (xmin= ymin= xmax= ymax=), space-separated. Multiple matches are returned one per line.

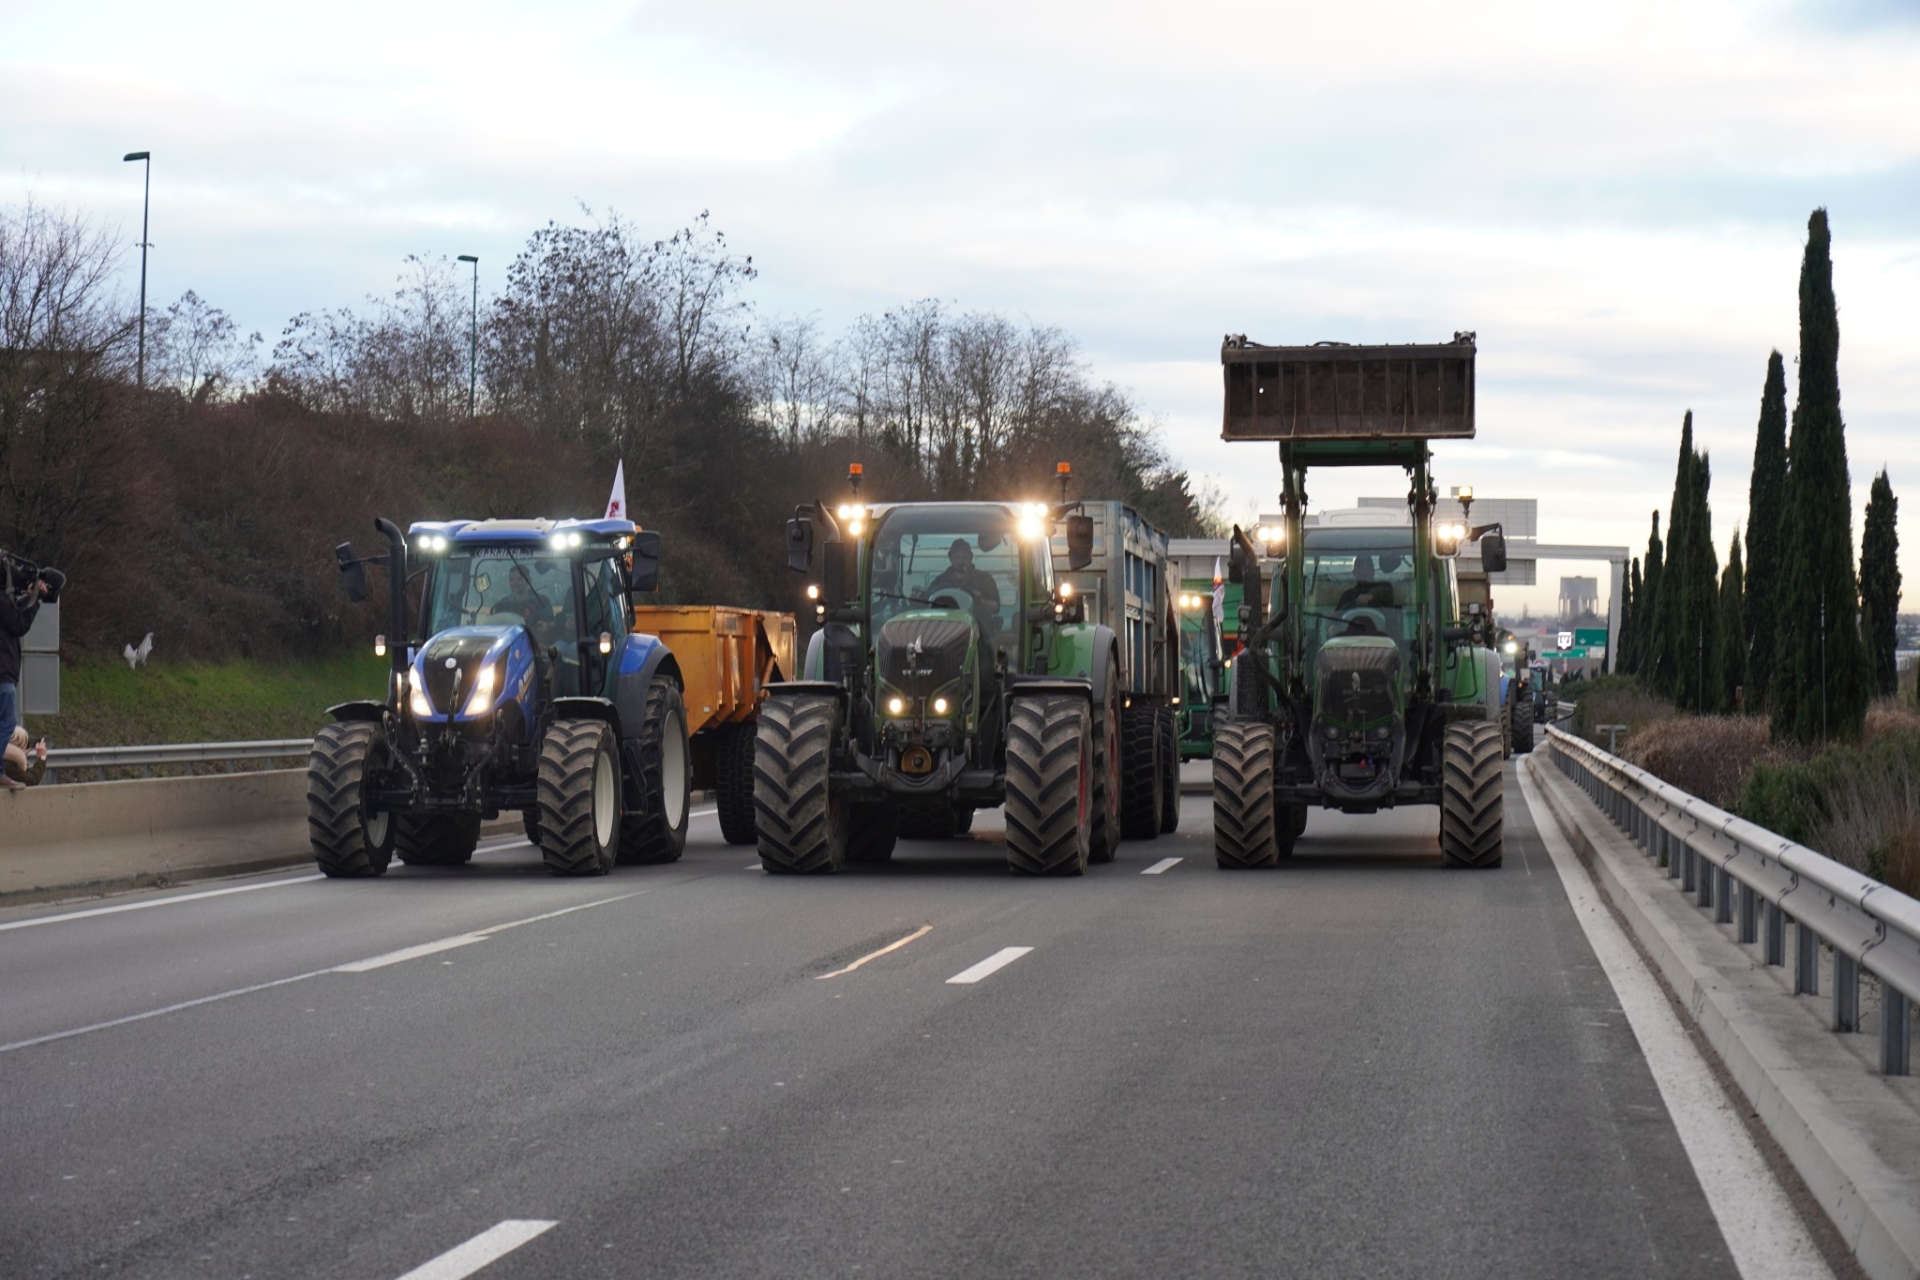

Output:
xmin=1540 ymin=648 xmax=1590 ymax=659
xmin=1574 ymin=628 xmax=1609 ymax=647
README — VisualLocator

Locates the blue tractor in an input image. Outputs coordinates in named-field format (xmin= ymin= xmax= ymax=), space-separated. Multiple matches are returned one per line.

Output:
xmin=310 ymin=516 xmax=691 ymax=877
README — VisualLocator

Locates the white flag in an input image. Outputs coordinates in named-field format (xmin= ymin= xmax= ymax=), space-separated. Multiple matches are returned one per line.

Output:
xmin=1212 ymin=555 xmax=1225 ymax=624
xmin=605 ymin=461 xmax=627 ymax=520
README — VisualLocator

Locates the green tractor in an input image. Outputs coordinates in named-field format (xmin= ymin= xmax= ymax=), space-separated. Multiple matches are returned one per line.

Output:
xmin=754 ymin=470 xmax=1127 ymax=875
xmin=1175 ymin=578 xmax=1230 ymax=760
xmin=1212 ymin=333 xmax=1511 ymax=869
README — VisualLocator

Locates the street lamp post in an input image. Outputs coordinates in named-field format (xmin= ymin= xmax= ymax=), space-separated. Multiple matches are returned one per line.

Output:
xmin=455 ymin=254 xmax=478 ymax=418
xmin=123 ymin=151 xmax=152 ymax=389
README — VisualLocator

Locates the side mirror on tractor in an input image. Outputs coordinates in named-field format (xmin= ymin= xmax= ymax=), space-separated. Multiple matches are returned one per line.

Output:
xmin=629 ymin=531 xmax=663 ymax=593
xmin=1065 ymin=514 xmax=1094 ymax=571
xmin=1479 ymin=529 xmax=1508 ymax=575
xmin=786 ymin=516 xmax=814 ymax=573
xmin=335 ymin=542 xmax=369 ymax=604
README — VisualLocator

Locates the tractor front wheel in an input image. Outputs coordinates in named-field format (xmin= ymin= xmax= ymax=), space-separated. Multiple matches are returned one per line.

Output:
xmin=395 ymin=813 xmax=480 ymax=866
xmin=1511 ymin=692 xmax=1536 ymax=755
xmin=1212 ymin=720 xmax=1278 ymax=869
xmin=1088 ymin=664 xmax=1123 ymax=863
xmin=1119 ymin=703 xmax=1164 ymax=840
xmin=1440 ymin=721 xmax=1505 ymax=869
xmin=620 ymin=679 xmax=691 ymax=865
xmin=308 ymin=721 xmax=395 ymax=878
xmin=537 ymin=718 xmax=622 ymax=876
xmin=846 ymin=804 xmax=899 ymax=865
xmin=754 ymin=693 xmax=847 ymax=874
xmin=1005 ymin=695 xmax=1093 ymax=876
xmin=1158 ymin=705 xmax=1181 ymax=834
xmin=713 ymin=720 xmax=758 ymax=845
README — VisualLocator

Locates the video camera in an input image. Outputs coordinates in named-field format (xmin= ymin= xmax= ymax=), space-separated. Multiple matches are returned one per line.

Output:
xmin=1 ymin=549 xmax=65 ymax=608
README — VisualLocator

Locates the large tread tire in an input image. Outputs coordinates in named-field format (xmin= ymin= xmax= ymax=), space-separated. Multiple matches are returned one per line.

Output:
xmin=896 ymin=794 xmax=961 ymax=840
xmin=620 ymin=680 xmax=691 ymax=865
xmin=754 ymin=693 xmax=847 ymax=874
xmin=537 ymin=718 xmax=622 ymax=876
xmin=522 ymin=809 xmax=541 ymax=847
xmin=1212 ymin=720 xmax=1278 ymax=869
xmin=1119 ymin=703 xmax=1164 ymax=840
xmin=1230 ymin=651 xmax=1266 ymax=719
xmin=308 ymin=721 xmax=395 ymax=878
xmin=1088 ymin=675 xmax=1122 ymax=864
xmin=953 ymin=805 xmax=976 ymax=836
xmin=846 ymin=804 xmax=899 ymax=865
xmin=1441 ymin=721 xmax=1505 ymax=869
xmin=714 ymin=720 xmax=758 ymax=845
xmin=1005 ymin=695 xmax=1093 ymax=876
xmin=1158 ymin=705 xmax=1181 ymax=834
xmin=394 ymin=813 xmax=480 ymax=866
xmin=1511 ymin=693 xmax=1536 ymax=755
xmin=1275 ymin=802 xmax=1306 ymax=859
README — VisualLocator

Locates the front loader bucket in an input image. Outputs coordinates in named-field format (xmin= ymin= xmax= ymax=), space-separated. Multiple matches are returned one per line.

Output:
xmin=1221 ymin=335 xmax=1475 ymax=442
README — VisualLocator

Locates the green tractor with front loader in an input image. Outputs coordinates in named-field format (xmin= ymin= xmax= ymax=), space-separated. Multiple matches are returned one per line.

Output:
xmin=1212 ymin=333 xmax=1512 ymax=869
xmin=754 ymin=468 xmax=1137 ymax=875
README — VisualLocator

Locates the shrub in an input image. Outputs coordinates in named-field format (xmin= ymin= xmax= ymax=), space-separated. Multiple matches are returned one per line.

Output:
xmin=1736 ymin=727 xmax=1920 ymax=897
xmin=1570 ymin=675 xmax=1673 ymax=745
xmin=1622 ymin=715 xmax=1793 ymax=811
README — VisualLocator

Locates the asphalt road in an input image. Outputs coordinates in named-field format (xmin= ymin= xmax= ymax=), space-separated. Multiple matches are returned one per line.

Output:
xmin=2 ymin=760 xmax=1748 ymax=1279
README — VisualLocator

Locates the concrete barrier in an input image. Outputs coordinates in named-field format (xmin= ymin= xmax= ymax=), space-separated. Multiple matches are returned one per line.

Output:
xmin=0 ymin=769 xmax=313 ymax=904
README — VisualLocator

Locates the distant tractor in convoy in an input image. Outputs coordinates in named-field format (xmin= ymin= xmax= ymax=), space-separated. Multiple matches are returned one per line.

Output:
xmin=754 ymin=466 xmax=1180 ymax=875
xmin=310 ymin=517 xmax=695 ymax=877
xmin=1175 ymin=579 xmax=1229 ymax=760
xmin=1213 ymin=334 xmax=1510 ymax=869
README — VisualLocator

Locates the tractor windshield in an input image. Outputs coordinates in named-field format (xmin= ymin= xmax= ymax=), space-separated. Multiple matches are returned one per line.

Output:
xmin=1299 ymin=528 xmax=1418 ymax=666
xmin=868 ymin=505 xmax=1020 ymax=642
xmin=424 ymin=550 xmax=574 ymax=647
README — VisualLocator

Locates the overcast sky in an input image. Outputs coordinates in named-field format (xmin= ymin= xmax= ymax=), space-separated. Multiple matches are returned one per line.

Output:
xmin=5 ymin=0 xmax=1917 ymax=612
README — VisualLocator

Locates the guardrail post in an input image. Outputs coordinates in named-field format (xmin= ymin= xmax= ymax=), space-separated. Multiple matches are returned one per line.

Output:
xmin=1739 ymin=882 xmax=1759 ymax=945
xmin=1883 ymin=989 xmax=1912 ymax=1076
xmin=1795 ymin=923 xmax=1819 ymax=995
xmin=1664 ymin=828 xmax=1680 ymax=878
xmin=1695 ymin=848 xmax=1711 ymax=906
xmin=1682 ymin=841 xmax=1698 ymax=893
xmin=1835 ymin=953 xmax=1860 ymax=1033
xmin=1714 ymin=866 xmax=1734 ymax=925
xmin=1763 ymin=901 xmax=1784 ymax=966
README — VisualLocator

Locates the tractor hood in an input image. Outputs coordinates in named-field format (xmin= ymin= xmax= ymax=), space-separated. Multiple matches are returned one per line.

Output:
xmin=411 ymin=625 xmax=533 ymax=722
xmin=876 ymin=614 xmax=974 ymax=698
xmin=1308 ymin=636 xmax=1406 ymax=807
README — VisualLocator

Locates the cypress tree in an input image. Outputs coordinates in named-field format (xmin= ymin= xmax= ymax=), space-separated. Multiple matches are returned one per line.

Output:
xmin=1773 ymin=208 xmax=1870 ymax=743
xmin=1861 ymin=468 xmax=1900 ymax=697
xmin=1650 ymin=414 xmax=1696 ymax=701
xmin=1622 ymin=557 xmax=1642 ymax=674
xmin=1720 ymin=530 xmax=1748 ymax=713
xmin=1689 ymin=451 xmax=1720 ymax=712
xmin=1745 ymin=351 xmax=1789 ymax=709
xmin=1640 ymin=512 xmax=1664 ymax=682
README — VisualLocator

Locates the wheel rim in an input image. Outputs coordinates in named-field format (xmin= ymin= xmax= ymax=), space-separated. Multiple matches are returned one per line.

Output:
xmin=593 ymin=744 xmax=617 ymax=848
xmin=365 ymin=810 xmax=390 ymax=848
xmin=662 ymin=709 xmax=688 ymax=829
xmin=362 ymin=737 xmax=390 ymax=850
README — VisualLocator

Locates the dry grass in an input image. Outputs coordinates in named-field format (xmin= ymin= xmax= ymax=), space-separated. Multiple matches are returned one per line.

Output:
xmin=1621 ymin=715 xmax=1801 ymax=811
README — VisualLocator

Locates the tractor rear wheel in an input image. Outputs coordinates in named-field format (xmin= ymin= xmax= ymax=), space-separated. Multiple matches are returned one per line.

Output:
xmin=1005 ymin=694 xmax=1093 ymax=876
xmin=395 ymin=813 xmax=480 ymax=866
xmin=714 ymin=720 xmax=758 ymax=845
xmin=308 ymin=721 xmax=395 ymax=878
xmin=1158 ymin=705 xmax=1181 ymax=834
xmin=1441 ymin=720 xmax=1505 ymax=868
xmin=537 ymin=718 xmax=622 ymax=876
xmin=754 ymin=693 xmax=847 ymax=874
xmin=1212 ymin=720 xmax=1278 ymax=869
xmin=620 ymin=679 xmax=691 ymax=865
xmin=1119 ymin=703 xmax=1164 ymax=840
xmin=896 ymin=794 xmax=961 ymax=840
xmin=846 ymin=804 xmax=899 ymax=865
xmin=1511 ymin=693 xmax=1536 ymax=755
xmin=1088 ymin=665 xmax=1122 ymax=863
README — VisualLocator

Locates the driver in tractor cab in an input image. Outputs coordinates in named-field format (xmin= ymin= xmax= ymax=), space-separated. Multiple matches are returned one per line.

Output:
xmin=484 ymin=565 xmax=555 ymax=640
xmin=1336 ymin=552 xmax=1398 ymax=612
xmin=929 ymin=538 xmax=1003 ymax=632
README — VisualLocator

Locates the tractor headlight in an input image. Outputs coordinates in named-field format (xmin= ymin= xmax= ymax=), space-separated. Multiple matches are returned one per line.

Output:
xmin=932 ymin=696 xmax=950 ymax=716
xmin=407 ymin=672 xmax=434 ymax=719
xmin=888 ymin=696 xmax=906 ymax=716
xmin=462 ymin=662 xmax=498 ymax=717
xmin=1018 ymin=514 xmax=1044 ymax=540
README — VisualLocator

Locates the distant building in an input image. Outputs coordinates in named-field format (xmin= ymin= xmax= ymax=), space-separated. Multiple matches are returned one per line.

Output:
xmin=1559 ymin=576 xmax=1599 ymax=621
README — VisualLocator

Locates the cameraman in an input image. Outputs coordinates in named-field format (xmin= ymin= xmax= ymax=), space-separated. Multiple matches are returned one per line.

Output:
xmin=0 ymin=557 xmax=49 ymax=760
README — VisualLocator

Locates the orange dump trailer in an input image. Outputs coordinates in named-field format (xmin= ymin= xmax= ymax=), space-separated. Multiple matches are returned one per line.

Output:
xmin=630 ymin=605 xmax=796 ymax=845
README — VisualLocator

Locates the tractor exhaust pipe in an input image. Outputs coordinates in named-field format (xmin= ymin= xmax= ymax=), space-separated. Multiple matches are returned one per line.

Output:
xmin=374 ymin=517 xmax=410 ymax=679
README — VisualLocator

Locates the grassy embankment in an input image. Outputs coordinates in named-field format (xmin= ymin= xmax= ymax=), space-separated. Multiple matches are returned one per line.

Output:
xmin=24 ymin=652 xmax=387 ymax=749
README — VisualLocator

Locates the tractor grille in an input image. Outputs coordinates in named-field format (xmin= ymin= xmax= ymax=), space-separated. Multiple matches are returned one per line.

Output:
xmin=877 ymin=618 xmax=972 ymax=695
xmin=421 ymin=632 xmax=498 ymax=714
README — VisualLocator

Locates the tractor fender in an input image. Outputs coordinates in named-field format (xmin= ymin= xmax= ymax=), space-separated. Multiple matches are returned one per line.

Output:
xmin=325 ymin=699 xmax=388 ymax=724
xmin=552 ymin=695 xmax=620 ymax=733
xmin=1043 ymin=623 xmax=1118 ymax=705
xmin=613 ymin=632 xmax=683 ymax=739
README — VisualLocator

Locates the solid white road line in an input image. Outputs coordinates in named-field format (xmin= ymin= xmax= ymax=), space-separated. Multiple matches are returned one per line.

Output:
xmin=1518 ymin=765 xmax=1832 ymax=1280
xmin=817 ymin=925 xmax=933 ymax=979
xmin=0 ymin=892 xmax=646 ymax=1055
xmin=0 ymin=874 xmax=327 ymax=932
xmin=1141 ymin=857 xmax=1182 ymax=875
xmin=394 ymin=1219 xmax=557 ymax=1280
xmin=945 ymin=946 xmax=1033 ymax=985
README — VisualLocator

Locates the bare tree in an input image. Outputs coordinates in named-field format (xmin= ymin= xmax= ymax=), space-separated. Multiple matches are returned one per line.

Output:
xmin=150 ymin=290 xmax=261 ymax=402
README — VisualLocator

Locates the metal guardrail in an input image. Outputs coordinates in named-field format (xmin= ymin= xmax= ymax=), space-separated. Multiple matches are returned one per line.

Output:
xmin=46 ymin=739 xmax=313 ymax=778
xmin=1546 ymin=724 xmax=1919 ymax=1076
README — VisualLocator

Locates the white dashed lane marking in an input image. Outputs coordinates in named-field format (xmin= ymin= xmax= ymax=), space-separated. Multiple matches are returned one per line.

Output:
xmin=945 ymin=947 xmax=1033 ymax=985
xmin=394 ymin=1219 xmax=557 ymax=1280
xmin=1141 ymin=857 xmax=1182 ymax=875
